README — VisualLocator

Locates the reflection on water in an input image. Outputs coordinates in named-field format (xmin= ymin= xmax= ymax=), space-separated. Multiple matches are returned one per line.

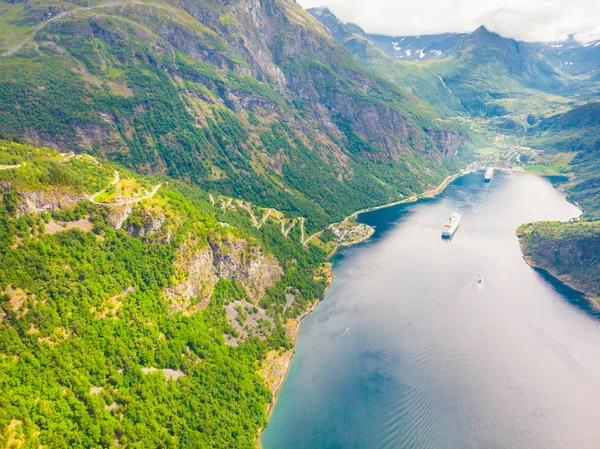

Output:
xmin=261 ymin=173 xmax=600 ymax=449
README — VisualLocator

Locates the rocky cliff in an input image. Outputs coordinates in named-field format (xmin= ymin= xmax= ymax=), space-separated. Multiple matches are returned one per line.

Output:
xmin=165 ymin=233 xmax=283 ymax=314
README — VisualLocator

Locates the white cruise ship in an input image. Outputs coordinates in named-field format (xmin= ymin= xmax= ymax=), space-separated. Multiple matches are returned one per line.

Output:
xmin=441 ymin=212 xmax=461 ymax=239
xmin=484 ymin=168 xmax=495 ymax=183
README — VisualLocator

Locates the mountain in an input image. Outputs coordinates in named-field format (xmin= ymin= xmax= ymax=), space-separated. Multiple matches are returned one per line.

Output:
xmin=308 ymin=7 xmax=593 ymax=122
xmin=533 ymin=101 xmax=600 ymax=133
xmin=306 ymin=7 xmax=468 ymax=62
xmin=530 ymin=37 xmax=600 ymax=77
xmin=306 ymin=6 xmax=471 ymax=118
xmin=368 ymin=32 xmax=468 ymax=62
xmin=312 ymin=7 xmax=600 ymax=79
xmin=0 ymin=0 xmax=472 ymax=229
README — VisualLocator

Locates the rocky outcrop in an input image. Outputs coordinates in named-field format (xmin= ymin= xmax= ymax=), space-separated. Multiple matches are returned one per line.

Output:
xmin=224 ymin=299 xmax=274 ymax=346
xmin=15 ymin=190 xmax=87 ymax=217
xmin=427 ymin=129 xmax=465 ymax=157
xmin=210 ymin=234 xmax=283 ymax=301
xmin=106 ymin=205 xmax=133 ymax=231
xmin=164 ymin=244 xmax=218 ymax=313
xmin=164 ymin=233 xmax=283 ymax=313
xmin=124 ymin=208 xmax=168 ymax=240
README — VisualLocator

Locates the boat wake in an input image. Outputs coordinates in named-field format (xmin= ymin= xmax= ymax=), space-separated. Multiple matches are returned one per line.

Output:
xmin=331 ymin=326 xmax=350 ymax=338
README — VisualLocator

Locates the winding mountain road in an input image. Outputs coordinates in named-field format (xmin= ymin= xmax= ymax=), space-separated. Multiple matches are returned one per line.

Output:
xmin=89 ymin=171 xmax=161 ymax=206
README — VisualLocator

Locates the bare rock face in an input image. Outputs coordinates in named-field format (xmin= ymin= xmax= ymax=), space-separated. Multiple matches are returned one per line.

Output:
xmin=165 ymin=233 xmax=283 ymax=313
xmin=16 ymin=190 xmax=87 ymax=217
xmin=125 ymin=208 xmax=167 ymax=240
xmin=106 ymin=205 xmax=133 ymax=230
xmin=210 ymin=234 xmax=283 ymax=301
xmin=427 ymin=129 xmax=465 ymax=157
xmin=224 ymin=299 xmax=274 ymax=346
xmin=164 ymin=245 xmax=217 ymax=313
xmin=335 ymin=102 xmax=419 ymax=158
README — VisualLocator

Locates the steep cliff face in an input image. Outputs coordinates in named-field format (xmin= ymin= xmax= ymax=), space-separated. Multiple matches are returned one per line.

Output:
xmin=164 ymin=243 xmax=218 ymax=313
xmin=107 ymin=204 xmax=133 ymax=230
xmin=165 ymin=232 xmax=283 ymax=314
xmin=0 ymin=0 xmax=471 ymax=223
xmin=15 ymin=189 xmax=88 ymax=217
xmin=210 ymin=233 xmax=283 ymax=300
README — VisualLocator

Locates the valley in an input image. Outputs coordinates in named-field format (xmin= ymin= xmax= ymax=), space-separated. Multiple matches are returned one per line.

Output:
xmin=0 ymin=0 xmax=599 ymax=447
xmin=308 ymin=6 xmax=600 ymax=303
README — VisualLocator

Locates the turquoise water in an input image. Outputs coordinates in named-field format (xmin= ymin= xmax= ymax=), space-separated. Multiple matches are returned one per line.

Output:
xmin=261 ymin=172 xmax=600 ymax=449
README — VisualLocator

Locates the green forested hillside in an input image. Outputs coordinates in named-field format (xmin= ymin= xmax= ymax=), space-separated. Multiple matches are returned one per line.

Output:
xmin=518 ymin=221 xmax=600 ymax=300
xmin=0 ymin=0 xmax=472 ymax=228
xmin=518 ymin=102 xmax=600 ymax=300
xmin=528 ymin=102 xmax=600 ymax=217
xmin=0 ymin=140 xmax=333 ymax=447
xmin=1 ymin=0 xmax=599 ymax=445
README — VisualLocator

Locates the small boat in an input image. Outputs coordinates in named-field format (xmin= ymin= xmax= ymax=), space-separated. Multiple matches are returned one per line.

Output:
xmin=441 ymin=212 xmax=461 ymax=239
xmin=484 ymin=168 xmax=494 ymax=183
xmin=476 ymin=273 xmax=484 ymax=284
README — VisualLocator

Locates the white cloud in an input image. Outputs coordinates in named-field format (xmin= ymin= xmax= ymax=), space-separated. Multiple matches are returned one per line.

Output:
xmin=299 ymin=0 xmax=600 ymax=42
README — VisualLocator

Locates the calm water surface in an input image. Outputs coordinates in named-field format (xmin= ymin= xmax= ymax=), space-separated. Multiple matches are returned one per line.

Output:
xmin=261 ymin=173 xmax=600 ymax=449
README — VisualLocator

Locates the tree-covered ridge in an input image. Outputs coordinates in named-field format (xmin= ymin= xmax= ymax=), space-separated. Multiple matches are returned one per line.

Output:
xmin=0 ymin=0 xmax=471 ymax=227
xmin=0 ymin=140 xmax=113 ymax=193
xmin=518 ymin=221 xmax=600 ymax=300
xmin=0 ymin=140 xmax=332 ymax=448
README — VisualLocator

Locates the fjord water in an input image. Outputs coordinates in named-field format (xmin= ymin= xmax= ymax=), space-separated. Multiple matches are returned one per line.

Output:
xmin=261 ymin=173 xmax=600 ymax=449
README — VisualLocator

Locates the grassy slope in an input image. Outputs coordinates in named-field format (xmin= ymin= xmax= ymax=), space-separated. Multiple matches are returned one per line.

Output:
xmin=0 ymin=139 xmax=332 ymax=447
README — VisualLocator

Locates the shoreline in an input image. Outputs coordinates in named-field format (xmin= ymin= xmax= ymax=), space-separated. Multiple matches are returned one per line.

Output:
xmin=256 ymin=164 xmax=478 ymax=447
xmin=346 ymin=163 xmax=481 ymax=221
xmin=519 ymin=250 xmax=600 ymax=311
xmin=325 ymin=163 xmax=481 ymax=261
xmin=257 ymin=162 xmax=598 ymax=447
xmin=256 ymin=266 xmax=333 ymax=448
xmin=515 ymin=171 xmax=594 ymax=309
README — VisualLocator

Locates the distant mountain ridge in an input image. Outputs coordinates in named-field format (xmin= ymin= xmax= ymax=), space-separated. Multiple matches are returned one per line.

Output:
xmin=308 ymin=6 xmax=600 ymax=78
xmin=308 ymin=6 xmax=599 ymax=121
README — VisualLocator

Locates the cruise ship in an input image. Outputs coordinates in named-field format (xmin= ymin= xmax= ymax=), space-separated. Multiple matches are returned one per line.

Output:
xmin=484 ymin=168 xmax=495 ymax=183
xmin=441 ymin=212 xmax=461 ymax=239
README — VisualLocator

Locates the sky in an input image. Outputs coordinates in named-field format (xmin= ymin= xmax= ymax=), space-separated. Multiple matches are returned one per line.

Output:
xmin=298 ymin=0 xmax=600 ymax=42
